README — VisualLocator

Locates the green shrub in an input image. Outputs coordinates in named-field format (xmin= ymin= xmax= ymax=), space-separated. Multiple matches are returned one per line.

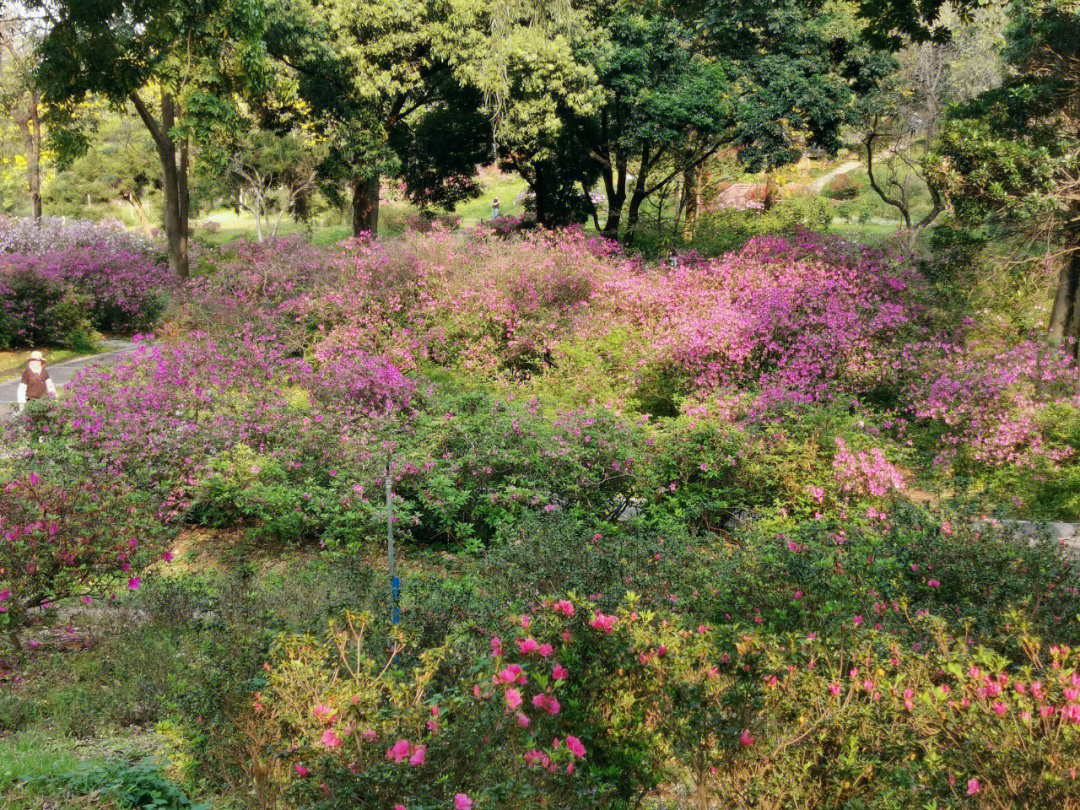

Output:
xmin=823 ymin=172 xmax=861 ymax=200
xmin=0 ymin=266 xmax=96 ymax=349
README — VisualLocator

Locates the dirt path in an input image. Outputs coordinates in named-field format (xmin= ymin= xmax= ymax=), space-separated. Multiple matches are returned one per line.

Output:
xmin=811 ymin=159 xmax=863 ymax=192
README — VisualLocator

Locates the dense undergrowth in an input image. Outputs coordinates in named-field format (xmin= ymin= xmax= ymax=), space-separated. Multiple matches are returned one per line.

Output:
xmin=3 ymin=222 xmax=1080 ymax=808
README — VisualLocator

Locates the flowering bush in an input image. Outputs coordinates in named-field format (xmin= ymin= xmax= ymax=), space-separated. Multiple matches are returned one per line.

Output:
xmin=0 ymin=215 xmax=163 ymax=257
xmin=823 ymin=172 xmax=861 ymax=200
xmin=0 ymin=468 xmax=175 ymax=651
xmin=0 ymin=263 xmax=95 ymax=349
xmin=910 ymin=337 xmax=1080 ymax=517
xmin=0 ymin=246 xmax=171 ymax=337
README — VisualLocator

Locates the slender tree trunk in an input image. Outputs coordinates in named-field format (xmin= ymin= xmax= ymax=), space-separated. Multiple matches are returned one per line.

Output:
xmin=28 ymin=98 xmax=40 ymax=220
xmin=623 ymin=146 xmax=652 ymax=246
xmin=603 ymin=149 xmax=627 ymax=239
xmin=681 ymin=163 xmax=700 ymax=240
xmin=123 ymin=191 xmax=152 ymax=236
xmin=132 ymin=90 xmax=189 ymax=279
xmin=1049 ymin=242 xmax=1080 ymax=357
xmin=351 ymin=175 xmax=380 ymax=237
xmin=13 ymin=95 xmax=41 ymax=221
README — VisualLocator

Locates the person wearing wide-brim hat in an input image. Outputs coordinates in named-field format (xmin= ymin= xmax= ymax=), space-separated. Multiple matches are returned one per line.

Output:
xmin=17 ymin=350 xmax=57 ymax=411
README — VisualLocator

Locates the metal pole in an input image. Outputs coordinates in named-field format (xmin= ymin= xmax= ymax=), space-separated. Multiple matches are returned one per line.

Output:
xmin=386 ymin=452 xmax=400 ymax=625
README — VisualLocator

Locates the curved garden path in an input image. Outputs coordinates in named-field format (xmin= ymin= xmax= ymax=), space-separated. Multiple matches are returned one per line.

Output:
xmin=0 ymin=339 xmax=137 ymax=418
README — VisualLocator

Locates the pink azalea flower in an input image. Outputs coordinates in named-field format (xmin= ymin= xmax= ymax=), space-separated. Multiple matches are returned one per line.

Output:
xmin=852 ymin=615 xmax=863 ymax=627
xmin=516 ymin=712 xmax=531 ymax=727
xmin=454 ymin=793 xmax=472 ymax=810
xmin=551 ymin=599 xmax=575 ymax=617
xmin=532 ymin=693 xmax=560 ymax=715
xmin=538 ymin=643 xmax=554 ymax=658
xmin=927 ymin=579 xmax=940 ymax=588
xmin=552 ymin=664 xmax=569 ymax=681
xmin=589 ymin=611 xmax=619 ymax=633
xmin=518 ymin=637 xmax=539 ymax=654
xmin=565 ymin=734 xmax=586 ymax=759
xmin=127 ymin=577 xmax=141 ymax=590
xmin=409 ymin=745 xmax=427 ymax=767
xmin=739 ymin=730 xmax=754 ymax=747
xmin=967 ymin=778 xmax=979 ymax=795
xmin=505 ymin=688 xmax=523 ymax=712
xmin=386 ymin=739 xmax=411 ymax=763
xmin=321 ymin=729 xmax=342 ymax=749
xmin=294 ymin=764 xmax=310 ymax=777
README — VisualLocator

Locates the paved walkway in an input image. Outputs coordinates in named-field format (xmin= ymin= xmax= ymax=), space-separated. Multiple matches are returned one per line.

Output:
xmin=0 ymin=340 xmax=137 ymax=417
xmin=810 ymin=159 xmax=864 ymax=192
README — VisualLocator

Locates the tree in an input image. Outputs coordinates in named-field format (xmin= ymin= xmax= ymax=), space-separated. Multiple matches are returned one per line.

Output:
xmin=487 ymin=17 xmax=604 ymax=228
xmin=581 ymin=12 xmax=733 ymax=240
xmin=0 ymin=19 xmax=44 ymax=220
xmin=927 ymin=1 xmax=1080 ymax=352
xmin=46 ymin=107 xmax=160 ymax=231
xmin=35 ymin=0 xmax=270 ymax=278
xmin=853 ymin=3 xmax=1005 ymax=233
xmin=266 ymin=0 xmax=490 ymax=237
xmin=225 ymin=129 xmax=322 ymax=241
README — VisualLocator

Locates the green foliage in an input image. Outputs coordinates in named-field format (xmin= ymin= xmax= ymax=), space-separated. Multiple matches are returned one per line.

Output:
xmin=0 ymin=265 xmax=95 ymax=349
xmin=824 ymin=172 xmax=861 ymax=200
xmin=36 ymin=760 xmax=208 ymax=810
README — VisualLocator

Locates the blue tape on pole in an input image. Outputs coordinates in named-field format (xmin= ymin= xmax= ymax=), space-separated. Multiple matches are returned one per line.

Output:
xmin=391 ymin=576 xmax=401 ymax=624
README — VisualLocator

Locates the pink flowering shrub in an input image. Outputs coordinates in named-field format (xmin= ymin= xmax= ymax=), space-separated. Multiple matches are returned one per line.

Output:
xmin=909 ymin=337 xmax=1080 ymax=516
xmin=741 ymin=625 xmax=1080 ymax=807
xmin=0 ymin=243 xmax=171 ymax=347
xmin=0 ymin=469 xmax=175 ymax=651
xmin=244 ymin=594 xmax=729 ymax=809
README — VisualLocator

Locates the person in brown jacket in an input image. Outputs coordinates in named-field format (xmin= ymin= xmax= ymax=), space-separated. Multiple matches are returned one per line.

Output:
xmin=16 ymin=350 xmax=57 ymax=411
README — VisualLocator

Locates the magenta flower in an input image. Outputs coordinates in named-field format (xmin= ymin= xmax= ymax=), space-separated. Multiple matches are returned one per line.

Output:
xmin=294 ymin=764 xmax=310 ymax=777
xmin=127 ymin=577 xmax=141 ymax=590
xmin=565 ymin=735 xmax=586 ymax=759
xmin=386 ymin=739 xmax=411 ymax=763
xmin=454 ymin=794 xmax=472 ymax=810
xmin=409 ymin=745 xmax=427 ymax=767
xmin=927 ymin=579 xmax=940 ymax=588
xmin=518 ymin=637 xmax=539 ymax=654
xmin=852 ymin=615 xmax=863 ymax=627
xmin=532 ymin=693 xmax=560 ymax=715
xmin=321 ymin=729 xmax=342 ymax=749
xmin=552 ymin=664 xmax=569 ymax=681
xmin=966 ymin=778 xmax=980 ymax=795
xmin=739 ymin=730 xmax=754 ymax=747
xmin=505 ymin=688 xmax=523 ymax=712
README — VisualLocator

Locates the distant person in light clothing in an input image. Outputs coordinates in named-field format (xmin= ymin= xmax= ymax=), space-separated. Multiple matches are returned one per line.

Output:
xmin=491 ymin=197 xmax=500 ymax=219
xmin=17 ymin=351 xmax=57 ymax=411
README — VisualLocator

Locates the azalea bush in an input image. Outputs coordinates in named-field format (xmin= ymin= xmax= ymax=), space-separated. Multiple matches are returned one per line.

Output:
xmin=0 ymin=215 xmax=162 ymax=257
xmin=0 ymin=469 xmax=175 ymax=652
xmin=0 ymin=245 xmax=171 ymax=346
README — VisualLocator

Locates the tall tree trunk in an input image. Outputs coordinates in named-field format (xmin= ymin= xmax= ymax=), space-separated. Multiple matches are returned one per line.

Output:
xmin=132 ymin=90 xmax=189 ymax=279
xmin=351 ymin=175 xmax=380 ymax=237
xmin=602 ymin=148 xmax=627 ymax=239
xmin=1049 ymin=243 xmax=1080 ymax=357
xmin=623 ymin=145 xmax=652 ymax=246
xmin=13 ymin=93 xmax=41 ymax=221
xmin=28 ymin=98 xmax=40 ymax=220
xmin=681 ymin=163 xmax=700 ymax=240
xmin=533 ymin=163 xmax=551 ymax=228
